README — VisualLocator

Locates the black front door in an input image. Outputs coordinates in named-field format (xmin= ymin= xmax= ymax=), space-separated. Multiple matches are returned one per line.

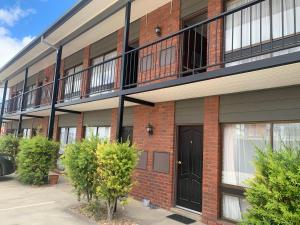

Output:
xmin=176 ymin=126 xmax=203 ymax=212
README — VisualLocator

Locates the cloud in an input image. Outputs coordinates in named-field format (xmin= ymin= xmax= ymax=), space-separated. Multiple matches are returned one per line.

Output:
xmin=0 ymin=27 xmax=35 ymax=68
xmin=0 ymin=5 xmax=36 ymax=69
xmin=0 ymin=6 xmax=35 ymax=27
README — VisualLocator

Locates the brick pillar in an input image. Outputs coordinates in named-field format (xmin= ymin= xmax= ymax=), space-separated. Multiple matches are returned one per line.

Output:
xmin=202 ymin=96 xmax=221 ymax=225
xmin=110 ymin=108 xmax=118 ymax=141
xmin=52 ymin=116 xmax=60 ymax=141
xmin=81 ymin=45 xmax=91 ymax=98
xmin=207 ymin=0 xmax=224 ymax=70
xmin=58 ymin=59 xmax=65 ymax=102
xmin=76 ymin=113 xmax=84 ymax=141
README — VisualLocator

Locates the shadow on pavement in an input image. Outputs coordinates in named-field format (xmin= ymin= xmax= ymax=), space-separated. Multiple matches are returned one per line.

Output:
xmin=0 ymin=175 xmax=15 ymax=182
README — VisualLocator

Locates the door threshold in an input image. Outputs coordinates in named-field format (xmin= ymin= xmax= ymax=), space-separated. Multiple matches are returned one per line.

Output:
xmin=175 ymin=205 xmax=201 ymax=215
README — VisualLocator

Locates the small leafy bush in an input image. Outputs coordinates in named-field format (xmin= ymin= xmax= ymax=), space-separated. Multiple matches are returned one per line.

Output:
xmin=62 ymin=137 xmax=99 ymax=202
xmin=96 ymin=141 xmax=139 ymax=221
xmin=0 ymin=134 xmax=19 ymax=161
xmin=240 ymin=145 xmax=300 ymax=224
xmin=17 ymin=136 xmax=59 ymax=185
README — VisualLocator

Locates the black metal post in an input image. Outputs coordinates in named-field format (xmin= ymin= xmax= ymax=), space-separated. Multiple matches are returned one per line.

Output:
xmin=16 ymin=115 xmax=23 ymax=137
xmin=20 ymin=67 xmax=29 ymax=111
xmin=0 ymin=80 xmax=8 ymax=134
xmin=47 ymin=46 xmax=63 ymax=140
xmin=116 ymin=0 xmax=131 ymax=142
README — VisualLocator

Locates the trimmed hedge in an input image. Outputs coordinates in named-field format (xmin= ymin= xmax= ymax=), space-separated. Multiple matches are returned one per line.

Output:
xmin=241 ymin=146 xmax=300 ymax=224
xmin=17 ymin=136 xmax=59 ymax=185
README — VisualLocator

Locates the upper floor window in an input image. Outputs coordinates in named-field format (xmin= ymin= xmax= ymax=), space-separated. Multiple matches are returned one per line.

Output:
xmin=160 ymin=46 xmax=176 ymax=66
xmin=25 ymin=84 xmax=36 ymax=108
xmin=64 ymin=65 xmax=83 ymax=100
xmin=225 ymin=0 xmax=300 ymax=52
xmin=90 ymin=51 xmax=117 ymax=95
xmin=140 ymin=54 xmax=153 ymax=72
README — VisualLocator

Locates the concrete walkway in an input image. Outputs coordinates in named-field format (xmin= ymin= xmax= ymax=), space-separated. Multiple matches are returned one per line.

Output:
xmin=0 ymin=174 xmax=204 ymax=225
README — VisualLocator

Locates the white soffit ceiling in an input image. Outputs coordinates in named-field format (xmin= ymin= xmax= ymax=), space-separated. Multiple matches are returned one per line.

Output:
xmin=128 ymin=62 xmax=300 ymax=102
xmin=1 ymin=0 xmax=172 ymax=85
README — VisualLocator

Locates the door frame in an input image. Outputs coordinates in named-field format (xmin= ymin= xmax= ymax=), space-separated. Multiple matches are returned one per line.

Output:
xmin=173 ymin=124 xmax=204 ymax=213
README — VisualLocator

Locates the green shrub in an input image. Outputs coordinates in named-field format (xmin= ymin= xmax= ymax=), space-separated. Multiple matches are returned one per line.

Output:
xmin=240 ymin=145 xmax=300 ymax=225
xmin=0 ymin=134 xmax=19 ymax=161
xmin=62 ymin=137 xmax=99 ymax=202
xmin=17 ymin=136 xmax=59 ymax=185
xmin=96 ymin=141 xmax=139 ymax=221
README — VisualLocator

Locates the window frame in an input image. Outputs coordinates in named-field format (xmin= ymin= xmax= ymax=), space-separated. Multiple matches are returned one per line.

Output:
xmin=89 ymin=50 xmax=117 ymax=95
xmin=63 ymin=64 xmax=83 ymax=100
xmin=220 ymin=120 xmax=300 ymax=222
xmin=160 ymin=46 xmax=176 ymax=66
xmin=84 ymin=126 xmax=111 ymax=140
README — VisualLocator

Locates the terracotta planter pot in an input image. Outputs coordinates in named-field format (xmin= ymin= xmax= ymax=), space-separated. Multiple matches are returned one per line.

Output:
xmin=48 ymin=174 xmax=59 ymax=185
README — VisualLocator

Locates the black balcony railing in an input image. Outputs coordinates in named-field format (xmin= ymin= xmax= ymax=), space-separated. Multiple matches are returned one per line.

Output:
xmin=4 ymin=93 xmax=23 ymax=114
xmin=22 ymin=82 xmax=53 ymax=109
xmin=3 ymin=0 xmax=300 ymax=115
xmin=58 ymin=55 xmax=121 ymax=102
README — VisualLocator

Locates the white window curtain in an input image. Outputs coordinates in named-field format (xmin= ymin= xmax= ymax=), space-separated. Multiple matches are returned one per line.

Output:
xmin=85 ymin=126 xmax=111 ymax=140
xmin=85 ymin=127 xmax=98 ymax=139
xmin=64 ymin=65 xmax=83 ymax=98
xmin=222 ymin=123 xmax=270 ymax=221
xmin=222 ymin=195 xmax=249 ymax=221
xmin=225 ymin=0 xmax=300 ymax=52
xmin=222 ymin=123 xmax=270 ymax=187
xmin=273 ymin=123 xmax=300 ymax=150
xmin=98 ymin=127 xmax=111 ymax=140
xmin=90 ymin=51 xmax=117 ymax=93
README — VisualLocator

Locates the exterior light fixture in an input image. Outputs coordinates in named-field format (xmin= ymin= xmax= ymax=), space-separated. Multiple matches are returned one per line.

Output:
xmin=146 ymin=123 xmax=154 ymax=135
xmin=155 ymin=26 xmax=162 ymax=37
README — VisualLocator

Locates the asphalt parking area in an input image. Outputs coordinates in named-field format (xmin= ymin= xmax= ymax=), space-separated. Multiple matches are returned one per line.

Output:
xmin=0 ymin=175 xmax=96 ymax=225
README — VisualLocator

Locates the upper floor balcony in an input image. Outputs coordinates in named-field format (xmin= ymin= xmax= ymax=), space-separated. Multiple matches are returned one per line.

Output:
xmin=3 ymin=0 xmax=300 ymax=117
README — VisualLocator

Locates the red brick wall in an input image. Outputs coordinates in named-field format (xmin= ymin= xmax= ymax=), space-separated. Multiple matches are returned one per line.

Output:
xmin=52 ymin=115 xmax=60 ymax=141
xmin=131 ymin=102 xmax=175 ymax=209
xmin=137 ymin=0 xmax=180 ymax=86
xmin=202 ymin=96 xmax=221 ymax=225
xmin=76 ymin=113 xmax=84 ymax=141
xmin=110 ymin=108 xmax=118 ymax=141
xmin=201 ymin=0 xmax=224 ymax=224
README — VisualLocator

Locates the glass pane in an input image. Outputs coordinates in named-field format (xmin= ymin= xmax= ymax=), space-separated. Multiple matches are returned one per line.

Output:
xmin=273 ymin=123 xmax=300 ymax=150
xmin=67 ymin=128 xmax=77 ymax=144
xmin=85 ymin=127 xmax=98 ymax=139
xmin=222 ymin=123 xmax=270 ymax=187
xmin=160 ymin=46 xmax=176 ymax=66
xmin=98 ymin=127 xmax=111 ymax=140
xmin=59 ymin=128 xmax=67 ymax=154
xmin=222 ymin=194 xmax=249 ymax=221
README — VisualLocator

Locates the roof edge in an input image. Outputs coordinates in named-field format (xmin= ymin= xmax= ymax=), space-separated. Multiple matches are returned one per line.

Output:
xmin=0 ymin=0 xmax=93 ymax=73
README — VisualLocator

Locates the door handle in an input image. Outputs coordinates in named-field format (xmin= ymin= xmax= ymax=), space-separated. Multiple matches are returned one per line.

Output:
xmin=177 ymin=161 xmax=182 ymax=165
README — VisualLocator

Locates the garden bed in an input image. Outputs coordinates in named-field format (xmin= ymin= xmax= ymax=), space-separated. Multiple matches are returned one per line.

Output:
xmin=70 ymin=201 xmax=138 ymax=225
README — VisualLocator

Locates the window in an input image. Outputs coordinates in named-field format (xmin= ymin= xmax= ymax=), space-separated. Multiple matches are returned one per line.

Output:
xmin=90 ymin=51 xmax=117 ymax=95
xmin=64 ymin=65 xmax=83 ymax=100
xmin=59 ymin=127 xmax=77 ymax=154
xmin=23 ymin=128 xmax=32 ymax=139
xmin=160 ymin=46 xmax=176 ymax=66
xmin=25 ymin=84 xmax=36 ymax=108
xmin=139 ymin=54 xmax=153 ymax=72
xmin=222 ymin=122 xmax=300 ymax=221
xmin=273 ymin=123 xmax=300 ymax=150
xmin=225 ymin=0 xmax=300 ymax=52
xmin=85 ymin=126 xmax=111 ymax=140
